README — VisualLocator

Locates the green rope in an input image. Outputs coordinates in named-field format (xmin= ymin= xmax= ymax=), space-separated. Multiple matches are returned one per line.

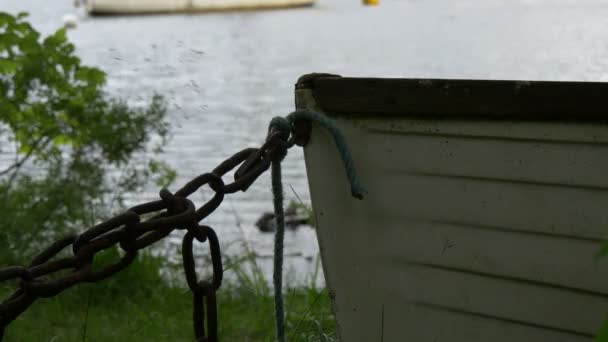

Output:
xmin=268 ymin=110 xmax=365 ymax=342
xmin=287 ymin=110 xmax=366 ymax=200
xmin=271 ymin=160 xmax=286 ymax=342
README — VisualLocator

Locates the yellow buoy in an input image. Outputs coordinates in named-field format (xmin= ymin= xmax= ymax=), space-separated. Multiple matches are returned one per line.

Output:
xmin=363 ymin=0 xmax=378 ymax=5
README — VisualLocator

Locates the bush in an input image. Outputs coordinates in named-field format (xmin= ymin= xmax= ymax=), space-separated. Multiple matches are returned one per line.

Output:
xmin=0 ymin=12 xmax=174 ymax=264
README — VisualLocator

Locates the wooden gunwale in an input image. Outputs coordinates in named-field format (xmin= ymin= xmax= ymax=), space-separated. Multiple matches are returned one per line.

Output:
xmin=296 ymin=74 xmax=608 ymax=120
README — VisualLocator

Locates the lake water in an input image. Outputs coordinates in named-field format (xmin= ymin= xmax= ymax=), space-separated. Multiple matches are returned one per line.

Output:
xmin=3 ymin=0 xmax=608 ymax=285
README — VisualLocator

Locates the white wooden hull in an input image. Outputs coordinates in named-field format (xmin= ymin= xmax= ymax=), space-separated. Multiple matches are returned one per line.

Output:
xmin=297 ymin=74 xmax=608 ymax=341
xmin=85 ymin=0 xmax=314 ymax=15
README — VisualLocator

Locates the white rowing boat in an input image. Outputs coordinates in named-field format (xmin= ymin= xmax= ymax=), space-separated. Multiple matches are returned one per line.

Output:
xmin=297 ymin=73 xmax=608 ymax=341
xmin=81 ymin=0 xmax=315 ymax=15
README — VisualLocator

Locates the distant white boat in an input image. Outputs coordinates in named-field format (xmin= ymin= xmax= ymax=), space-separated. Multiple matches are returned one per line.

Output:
xmin=82 ymin=0 xmax=315 ymax=15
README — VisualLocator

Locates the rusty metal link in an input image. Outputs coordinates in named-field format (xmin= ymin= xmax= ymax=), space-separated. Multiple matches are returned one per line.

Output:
xmin=182 ymin=225 xmax=223 ymax=341
xmin=182 ymin=226 xmax=223 ymax=291
xmin=0 ymin=116 xmax=305 ymax=341
xmin=192 ymin=281 xmax=218 ymax=342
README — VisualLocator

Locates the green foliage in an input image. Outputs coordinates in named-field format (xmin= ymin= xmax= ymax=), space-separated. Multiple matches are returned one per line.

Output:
xmin=286 ymin=200 xmax=316 ymax=227
xmin=598 ymin=244 xmax=608 ymax=341
xmin=0 ymin=12 xmax=173 ymax=263
xmin=598 ymin=320 xmax=608 ymax=342
xmin=598 ymin=243 xmax=608 ymax=261
xmin=148 ymin=159 xmax=177 ymax=188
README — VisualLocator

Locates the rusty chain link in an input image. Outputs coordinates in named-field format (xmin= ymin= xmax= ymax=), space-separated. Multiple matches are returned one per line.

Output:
xmin=0 ymin=118 xmax=311 ymax=342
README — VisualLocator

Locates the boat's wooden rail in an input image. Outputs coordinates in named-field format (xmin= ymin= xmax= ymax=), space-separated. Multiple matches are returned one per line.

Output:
xmin=297 ymin=74 xmax=608 ymax=342
xmin=296 ymin=74 xmax=608 ymax=120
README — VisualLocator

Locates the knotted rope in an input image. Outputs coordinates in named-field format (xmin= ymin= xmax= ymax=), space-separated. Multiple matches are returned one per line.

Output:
xmin=268 ymin=109 xmax=365 ymax=342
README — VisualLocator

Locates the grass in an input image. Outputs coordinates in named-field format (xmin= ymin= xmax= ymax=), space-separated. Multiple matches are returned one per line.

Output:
xmin=0 ymin=247 xmax=337 ymax=341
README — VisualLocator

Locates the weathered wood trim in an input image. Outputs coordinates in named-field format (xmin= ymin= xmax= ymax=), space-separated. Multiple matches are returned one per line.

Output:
xmin=389 ymin=301 xmax=592 ymax=342
xmin=421 ymin=217 xmax=604 ymax=243
xmin=373 ymin=171 xmax=608 ymax=240
xmin=401 ymin=171 xmax=608 ymax=194
xmin=296 ymin=73 xmax=608 ymax=120
xmin=403 ymin=261 xmax=608 ymax=300
xmin=410 ymin=301 xmax=594 ymax=338
xmin=367 ymin=128 xmax=608 ymax=147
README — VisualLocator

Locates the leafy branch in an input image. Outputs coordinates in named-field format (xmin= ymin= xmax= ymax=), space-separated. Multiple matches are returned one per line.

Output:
xmin=0 ymin=12 xmax=175 ymax=262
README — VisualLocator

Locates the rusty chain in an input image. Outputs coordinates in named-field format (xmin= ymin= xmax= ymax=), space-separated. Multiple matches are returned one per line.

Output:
xmin=0 ymin=118 xmax=311 ymax=342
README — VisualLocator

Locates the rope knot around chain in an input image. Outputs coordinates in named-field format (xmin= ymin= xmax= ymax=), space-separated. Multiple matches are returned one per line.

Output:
xmin=267 ymin=116 xmax=293 ymax=163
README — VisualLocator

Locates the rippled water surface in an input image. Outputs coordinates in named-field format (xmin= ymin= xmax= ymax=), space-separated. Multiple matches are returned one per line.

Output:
xmin=3 ymin=0 xmax=608 ymax=283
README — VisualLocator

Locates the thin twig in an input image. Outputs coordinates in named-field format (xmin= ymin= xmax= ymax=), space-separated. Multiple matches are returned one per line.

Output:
xmin=288 ymin=184 xmax=305 ymax=207
xmin=1 ymin=137 xmax=52 ymax=204
xmin=289 ymin=184 xmax=316 ymax=227
xmin=0 ymin=135 xmax=48 ymax=177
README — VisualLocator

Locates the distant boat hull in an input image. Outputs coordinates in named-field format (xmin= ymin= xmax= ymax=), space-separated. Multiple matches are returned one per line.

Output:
xmin=85 ymin=0 xmax=314 ymax=15
xmin=297 ymin=74 xmax=608 ymax=342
